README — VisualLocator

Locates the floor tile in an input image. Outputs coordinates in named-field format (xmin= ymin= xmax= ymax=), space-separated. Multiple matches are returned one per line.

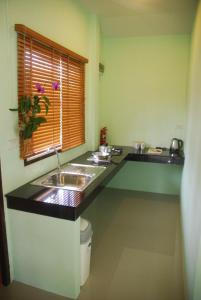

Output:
xmin=0 ymin=188 xmax=184 ymax=300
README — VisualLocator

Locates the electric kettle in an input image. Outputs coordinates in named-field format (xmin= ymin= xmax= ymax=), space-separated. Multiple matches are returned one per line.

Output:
xmin=170 ymin=138 xmax=183 ymax=155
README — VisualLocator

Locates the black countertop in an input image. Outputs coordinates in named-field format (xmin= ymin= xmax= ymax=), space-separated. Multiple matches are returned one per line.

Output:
xmin=126 ymin=148 xmax=184 ymax=165
xmin=6 ymin=146 xmax=184 ymax=221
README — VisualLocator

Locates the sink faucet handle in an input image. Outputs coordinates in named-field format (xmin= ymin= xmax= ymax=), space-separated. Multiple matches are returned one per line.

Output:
xmin=52 ymin=146 xmax=61 ymax=172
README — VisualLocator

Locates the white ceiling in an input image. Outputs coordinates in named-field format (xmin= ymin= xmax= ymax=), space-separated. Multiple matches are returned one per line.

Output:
xmin=78 ymin=0 xmax=198 ymax=37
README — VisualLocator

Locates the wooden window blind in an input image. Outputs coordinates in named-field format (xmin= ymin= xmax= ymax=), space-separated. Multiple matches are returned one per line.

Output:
xmin=15 ymin=24 xmax=88 ymax=162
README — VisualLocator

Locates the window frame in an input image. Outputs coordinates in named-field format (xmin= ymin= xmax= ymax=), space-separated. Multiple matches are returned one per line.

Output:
xmin=15 ymin=24 xmax=88 ymax=165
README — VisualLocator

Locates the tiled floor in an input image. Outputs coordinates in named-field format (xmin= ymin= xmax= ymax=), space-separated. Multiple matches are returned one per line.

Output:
xmin=0 ymin=188 xmax=184 ymax=300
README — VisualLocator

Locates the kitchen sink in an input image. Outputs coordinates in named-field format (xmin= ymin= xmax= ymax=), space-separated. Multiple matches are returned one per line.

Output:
xmin=31 ymin=163 xmax=106 ymax=191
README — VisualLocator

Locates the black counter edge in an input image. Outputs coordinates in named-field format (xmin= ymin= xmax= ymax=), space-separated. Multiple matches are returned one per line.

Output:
xmin=6 ymin=159 xmax=126 ymax=221
xmin=126 ymin=153 xmax=184 ymax=165
xmin=6 ymin=148 xmax=184 ymax=222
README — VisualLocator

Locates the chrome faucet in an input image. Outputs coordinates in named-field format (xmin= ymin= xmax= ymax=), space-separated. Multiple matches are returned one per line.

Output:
xmin=54 ymin=147 xmax=61 ymax=173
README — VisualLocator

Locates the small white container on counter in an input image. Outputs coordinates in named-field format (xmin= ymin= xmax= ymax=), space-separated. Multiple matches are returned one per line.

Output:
xmin=133 ymin=141 xmax=146 ymax=152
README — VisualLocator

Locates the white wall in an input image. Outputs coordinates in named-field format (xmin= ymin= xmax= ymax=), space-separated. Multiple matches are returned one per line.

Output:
xmin=181 ymin=1 xmax=201 ymax=299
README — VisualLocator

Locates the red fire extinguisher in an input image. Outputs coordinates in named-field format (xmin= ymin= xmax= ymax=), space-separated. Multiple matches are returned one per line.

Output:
xmin=100 ymin=127 xmax=107 ymax=145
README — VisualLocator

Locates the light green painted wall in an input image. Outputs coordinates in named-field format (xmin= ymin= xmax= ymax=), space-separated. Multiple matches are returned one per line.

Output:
xmin=0 ymin=0 xmax=100 ymax=297
xmin=100 ymin=35 xmax=190 ymax=148
xmin=100 ymin=34 xmax=188 ymax=195
xmin=194 ymin=237 xmax=201 ymax=300
xmin=85 ymin=15 xmax=101 ymax=150
xmin=107 ymin=161 xmax=183 ymax=195
xmin=181 ymin=1 xmax=201 ymax=299
xmin=8 ymin=210 xmax=80 ymax=299
xmin=0 ymin=0 xmax=100 ymax=194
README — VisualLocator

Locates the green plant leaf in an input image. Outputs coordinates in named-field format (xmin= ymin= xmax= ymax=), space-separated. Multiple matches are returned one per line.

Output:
xmin=30 ymin=116 xmax=47 ymax=125
xmin=42 ymin=96 xmax=50 ymax=105
xmin=33 ymin=95 xmax=40 ymax=104
xmin=31 ymin=123 xmax=38 ymax=132
xmin=9 ymin=108 xmax=18 ymax=111
xmin=12 ymin=93 xmax=50 ymax=140
xmin=19 ymin=96 xmax=32 ymax=114
xmin=21 ymin=125 xmax=33 ymax=139
xmin=19 ymin=97 xmax=25 ymax=113
xmin=35 ymin=116 xmax=47 ymax=124
xmin=44 ymin=103 xmax=49 ymax=114
xmin=40 ymin=100 xmax=50 ymax=114
xmin=32 ymin=104 xmax=40 ymax=116
xmin=36 ymin=105 xmax=41 ymax=113
xmin=26 ymin=97 xmax=32 ymax=112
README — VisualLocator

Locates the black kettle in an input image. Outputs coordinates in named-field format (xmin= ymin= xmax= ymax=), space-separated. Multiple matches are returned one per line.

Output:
xmin=170 ymin=138 xmax=183 ymax=155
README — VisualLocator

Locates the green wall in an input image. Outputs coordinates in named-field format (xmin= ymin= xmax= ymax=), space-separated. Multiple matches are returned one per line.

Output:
xmin=0 ymin=0 xmax=100 ymax=194
xmin=0 ymin=0 xmax=196 ymax=297
xmin=100 ymin=34 xmax=188 ymax=195
xmin=0 ymin=0 xmax=100 ymax=297
xmin=100 ymin=35 xmax=190 ymax=148
xmin=8 ymin=210 xmax=80 ymax=299
xmin=107 ymin=161 xmax=183 ymax=195
xmin=181 ymin=1 xmax=201 ymax=299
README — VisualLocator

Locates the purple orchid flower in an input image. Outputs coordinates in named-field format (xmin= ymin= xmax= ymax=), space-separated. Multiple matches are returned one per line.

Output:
xmin=52 ymin=81 xmax=60 ymax=91
xmin=35 ymin=83 xmax=45 ymax=94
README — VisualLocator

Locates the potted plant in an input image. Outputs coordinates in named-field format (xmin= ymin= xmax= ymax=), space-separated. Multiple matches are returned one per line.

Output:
xmin=10 ymin=82 xmax=59 ymax=158
xmin=9 ymin=83 xmax=51 ymax=140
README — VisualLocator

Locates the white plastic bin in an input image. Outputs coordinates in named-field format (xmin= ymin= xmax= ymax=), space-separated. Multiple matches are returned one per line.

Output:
xmin=80 ymin=218 xmax=93 ymax=286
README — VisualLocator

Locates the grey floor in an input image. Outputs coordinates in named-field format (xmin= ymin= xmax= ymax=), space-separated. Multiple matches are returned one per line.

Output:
xmin=0 ymin=188 xmax=184 ymax=300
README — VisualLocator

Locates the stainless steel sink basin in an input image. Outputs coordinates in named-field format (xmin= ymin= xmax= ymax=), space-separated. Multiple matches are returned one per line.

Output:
xmin=31 ymin=163 xmax=106 ymax=191
xmin=41 ymin=173 xmax=92 ymax=190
